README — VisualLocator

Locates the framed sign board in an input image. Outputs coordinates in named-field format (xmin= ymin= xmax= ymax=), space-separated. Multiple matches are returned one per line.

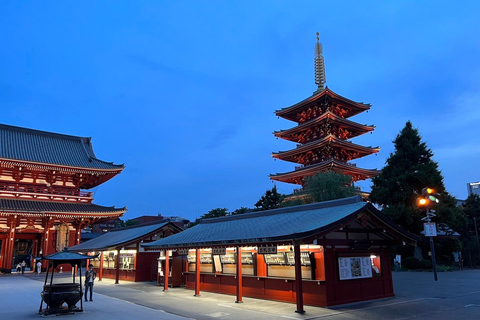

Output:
xmin=212 ymin=247 xmax=226 ymax=255
xmin=258 ymin=246 xmax=277 ymax=254
xmin=338 ymin=257 xmax=372 ymax=280
xmin=177 ymin=249 xmax=189 ymax=256
xmin=424 ymin=223 xmax=437 ymax=237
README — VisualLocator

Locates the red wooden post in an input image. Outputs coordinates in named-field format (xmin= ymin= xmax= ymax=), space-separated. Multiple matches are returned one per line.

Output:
xmin=164 ymin=250 xmax=169 ymax=291
xmin=115 ymin=249 xmax=120 ymax=284
xmin=235 ymin=246 xmax=243 ymax=303
xmin=74 ymin=227 xmax=81 ymax=245
xmin=99 ymin=252 xmax=104 ymax=281
xmin=294 ymin=243 xmax=305 ymax=314
xmin=4 ymin=222 xmax=16 ymax=271
xmin=194 ymin=248 xmax=200 ymax=296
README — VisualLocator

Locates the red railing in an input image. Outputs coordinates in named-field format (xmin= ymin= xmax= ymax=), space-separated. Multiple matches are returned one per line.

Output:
xmin=0 ymin=183 xmax=92 ymax=200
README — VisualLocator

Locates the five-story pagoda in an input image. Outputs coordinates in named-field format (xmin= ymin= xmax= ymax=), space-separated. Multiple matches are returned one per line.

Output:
xmin=270 ymin=34 xmax=379 ymax=185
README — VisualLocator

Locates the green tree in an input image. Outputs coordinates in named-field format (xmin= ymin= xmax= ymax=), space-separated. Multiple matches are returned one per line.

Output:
xmin=281 ymin=172 xmax=356 ymax=207
xmin=255 ymin=186 xmax=284 ymax=211
xmin=231 ymin=207 xmax=250 ymax=215
xmin=462 ymin=194 xmax=480 ymax=234
xmin=370 ymin=121 xmax=458 ymax=234
xmin=302 ymin=171 xmax=356 ymax=202
xmin=200 ymin=208 xmax=229 ymax=219
xmin=461 ymin=194 xmax=480 ymax=266
xmin=189 ymin=207 xmax=230 ymax=228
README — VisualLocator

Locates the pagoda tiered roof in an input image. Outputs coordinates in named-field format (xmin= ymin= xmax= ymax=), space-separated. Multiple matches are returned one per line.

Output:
xmin=275 ymin=87 xmax=371 ymax=122
xmin=272 ymin=134 xmax=379 ymax=164
xmin=274 ymin=111 xmax=375 ymax=143
xmin=271 ymin=37 xmax=379 ymax=186
xmin=0 ymin=124 xmax=124 ymax=172
xmin=270 ymin=159 xmax=379 ymax=185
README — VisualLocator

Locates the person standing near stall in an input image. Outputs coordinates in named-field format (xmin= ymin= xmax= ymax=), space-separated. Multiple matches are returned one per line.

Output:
xmin=84 ymin=264 xmax=97 ymax=302
xmin=36 ymin=260 xmax=42 ymax=274
xmin=21 ymin=260 xmax=27 ymax=274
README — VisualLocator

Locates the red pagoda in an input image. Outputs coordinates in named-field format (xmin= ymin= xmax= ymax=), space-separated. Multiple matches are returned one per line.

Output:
xmin=0 ymin=124 xmax=126 ymax=273
xmin=270 ymin=34 xmax=379 ymax=185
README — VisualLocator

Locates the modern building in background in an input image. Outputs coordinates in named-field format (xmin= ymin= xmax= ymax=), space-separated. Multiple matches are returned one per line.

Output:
xmin=467 ymin=181 xmax=480 ymax=197
xmin=0 ymin=124 xmax=126 ymax=273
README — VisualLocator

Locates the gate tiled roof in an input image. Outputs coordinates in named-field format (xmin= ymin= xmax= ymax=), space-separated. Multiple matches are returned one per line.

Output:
xmin=0 ymin=124 xmax=123 ymax=170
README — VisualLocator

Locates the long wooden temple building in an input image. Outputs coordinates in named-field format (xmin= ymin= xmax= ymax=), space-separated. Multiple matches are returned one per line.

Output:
xmin=0 ymin=124 xmax=126 ymax=273
xmin=271 ymin=34 xmax=380 ymax=185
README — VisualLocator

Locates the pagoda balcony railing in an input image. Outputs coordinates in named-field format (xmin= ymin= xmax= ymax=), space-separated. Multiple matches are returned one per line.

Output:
xmin=0 ymin=182 xmax=93 ymax=202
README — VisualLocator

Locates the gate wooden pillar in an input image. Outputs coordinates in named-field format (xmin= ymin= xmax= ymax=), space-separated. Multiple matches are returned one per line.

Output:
xmin=3 ymin=216 xmax=18 ymax=272
xmin=41 ymin=217 xmax=53 ymax=258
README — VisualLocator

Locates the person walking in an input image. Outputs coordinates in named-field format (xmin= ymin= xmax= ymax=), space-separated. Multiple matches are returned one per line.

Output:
xmin=21 ymin=260 xmax=26 ymax=274
xmin=394 ymin=256 xmax=401 ymax=272
xmin=84 ymin=264 xmax=97 ymax=302
xmin=36 ymin=260 xmax=42 ymax=274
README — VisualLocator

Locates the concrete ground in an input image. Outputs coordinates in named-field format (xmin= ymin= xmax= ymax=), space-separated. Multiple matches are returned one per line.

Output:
xmin=1 ymin=270 xmax=479 ymax=319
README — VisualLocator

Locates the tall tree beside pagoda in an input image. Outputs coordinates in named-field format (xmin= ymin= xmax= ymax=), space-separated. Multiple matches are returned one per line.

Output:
xmin=303 ymin=171 xmax=356 ymax=203
xmin=282 ymin=171 xmax=356 ymax=207
xmin=370 ymin=121 xmax=463 ymax=234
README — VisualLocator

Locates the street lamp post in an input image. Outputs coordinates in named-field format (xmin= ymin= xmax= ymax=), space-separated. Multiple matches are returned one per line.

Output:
xmin=425 ymin=207 xmax=438 ymax=281
xmin=418 ymin=187 xmax=439 ymax=282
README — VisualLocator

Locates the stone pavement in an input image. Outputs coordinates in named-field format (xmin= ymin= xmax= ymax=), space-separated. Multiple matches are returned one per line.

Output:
xmin=0 ymin=273 xmax=188 ymax=320
xmin=1 ymin=269 xmax=480 ymax=319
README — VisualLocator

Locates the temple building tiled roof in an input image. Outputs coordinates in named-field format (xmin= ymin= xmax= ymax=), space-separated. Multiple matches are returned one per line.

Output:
xmin=0 ymin=124 xmax=124 ymax=170
xmin=0 ymin=198 xmax=126 ymax=217
xmin=142 ymin=196 xmax=419 ymax=249
xmin=69 ymin=221 xmax=183 ymax=251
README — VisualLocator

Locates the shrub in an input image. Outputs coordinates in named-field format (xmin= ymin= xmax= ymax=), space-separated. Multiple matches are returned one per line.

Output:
xmin=403 ymin=257 xmax=420 ymax=270
xmin=419 ymin=259 xmax=433 ymax=270
xmin=439 ymin=254 xmax=452 ymax=265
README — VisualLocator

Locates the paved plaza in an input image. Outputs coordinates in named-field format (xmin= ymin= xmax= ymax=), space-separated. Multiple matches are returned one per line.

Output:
xmin=1 ymin=270 xmax=479 ymax=319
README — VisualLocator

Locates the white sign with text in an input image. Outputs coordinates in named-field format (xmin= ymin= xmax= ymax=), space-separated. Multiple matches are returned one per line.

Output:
xmin=338 ymin=257 xmax=373 ymax=280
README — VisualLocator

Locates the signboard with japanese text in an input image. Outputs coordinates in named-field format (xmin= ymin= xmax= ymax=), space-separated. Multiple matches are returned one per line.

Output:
xmin=212 ymin=247 xmax=226 ymax=255
xmin=338 ymin=257 xmax=373 ymax=280
xmin=424 ymin=223 xmax=437 ymax=237
xmin=177 ymin=249 xmax=189 ymax=256
xmin=258 ymin=246 xmax=278 ymax=254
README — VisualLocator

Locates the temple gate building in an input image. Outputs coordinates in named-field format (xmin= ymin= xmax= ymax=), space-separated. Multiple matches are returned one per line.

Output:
xmin=271 ymin=34 xmax=379 ymax=185
xmin=0 ymin=124 xmax=126 ymax=273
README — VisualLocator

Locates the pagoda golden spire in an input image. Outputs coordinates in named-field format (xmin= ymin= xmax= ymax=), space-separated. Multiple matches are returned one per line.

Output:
xmin=314 ymin=32 xmax=326 ymax=92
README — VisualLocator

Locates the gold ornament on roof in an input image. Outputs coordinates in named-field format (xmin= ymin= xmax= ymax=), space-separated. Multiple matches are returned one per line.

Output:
xmin=314 ymin=32 xmax=326 ymax=92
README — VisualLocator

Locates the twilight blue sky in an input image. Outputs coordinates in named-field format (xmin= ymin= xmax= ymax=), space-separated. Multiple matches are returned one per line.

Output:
xmin=1 ymin=1 xmax=479 ymax=221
